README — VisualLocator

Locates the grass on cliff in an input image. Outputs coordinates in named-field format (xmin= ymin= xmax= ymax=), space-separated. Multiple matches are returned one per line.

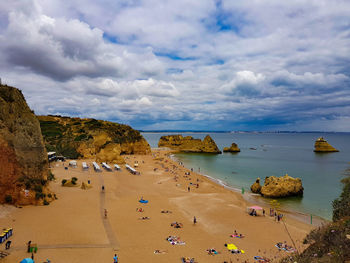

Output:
xmin=280 ymin=176 xmax=350 ymax=263
xmin=38 ymin=116 xmax=144 ymax=159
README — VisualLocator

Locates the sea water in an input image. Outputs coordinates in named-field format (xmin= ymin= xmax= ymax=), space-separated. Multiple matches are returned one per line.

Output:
xmin=142 ymin=132 xmax=350 ymax=220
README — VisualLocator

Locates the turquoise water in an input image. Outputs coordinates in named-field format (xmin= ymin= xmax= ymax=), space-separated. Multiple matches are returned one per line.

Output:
xmin=142 ymin=132 xmax=350 ymax=220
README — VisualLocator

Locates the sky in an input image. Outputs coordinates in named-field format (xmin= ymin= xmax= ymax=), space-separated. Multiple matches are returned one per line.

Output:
xmin=0 ymin=0 xmax=350 ymax=131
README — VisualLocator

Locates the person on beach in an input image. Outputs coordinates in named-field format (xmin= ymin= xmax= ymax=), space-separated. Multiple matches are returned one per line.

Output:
xmin=102 ymin=185 xmax=105 ymax=192
xmin=193 ymin=216 xmax=197 ymax=224
xmin=5 ymin=240 xmax=11 ymax=249
xmin=31 ymin=252 xmax=34 ymax=260
xmin=27 ymin=240 xmax=31 ymax=253
xmin=188 ymin=186 xmax=190 ymax=192
xmin=113 ymin=253 xmax=118 ymax=262
xmin=104 ymin=209 xmax=108 ymax=218
xmin=263 ymin=209 xmax=265 ymax=216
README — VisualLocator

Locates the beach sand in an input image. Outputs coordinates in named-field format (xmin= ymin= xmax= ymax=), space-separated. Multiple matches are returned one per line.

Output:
xmin=0 ymin=149 xmax=317 ymax=262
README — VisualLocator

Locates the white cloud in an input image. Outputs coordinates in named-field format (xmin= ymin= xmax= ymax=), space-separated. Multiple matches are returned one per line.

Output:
xmin=0 ymin=0 xmax=350 ymax=131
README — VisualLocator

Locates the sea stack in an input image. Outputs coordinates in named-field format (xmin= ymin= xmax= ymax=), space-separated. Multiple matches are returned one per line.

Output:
xmin=158 ymin=134 xmax=221 ymax=153
xmin=250 ymin=178 xmax=262 ymax=194
xmin=314 ymin=137 xmax=339 ymax=152
xmin=0 ymin=85 xmax=51 ymax=205
xmin=250 ymin=174 xmax=303 ymax=198
xmin=223 ymin=143 xmax=240 ymax=152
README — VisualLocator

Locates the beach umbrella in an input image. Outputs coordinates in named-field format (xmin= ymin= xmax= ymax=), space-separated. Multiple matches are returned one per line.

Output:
xmin=249 ymin=205 xmax=263 ymax=210
xmin=20 ymin=258 xmax=34 ymax=263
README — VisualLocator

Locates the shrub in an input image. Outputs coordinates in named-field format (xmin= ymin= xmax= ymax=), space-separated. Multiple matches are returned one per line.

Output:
xmin=43 ymin=199 xmax=49 ymax=205
xmin=48 ymin=170 xmax=55 ymax=181
xmin=333 ymin=177 xmax=350 ymax=221
xmin=35 ymin=192 xmax=41 ymax=200
xmin=74 ymin=134 xmax=88 ymax=141
xmin=5 ymin=195 xmax=12 ymax=203
xmin=61 ymin=179 xmax=67 ymax=186
xmin=25 ymin=181 xmax=31 ymax=190
xmin=34 ymin=184 xmax=43 ymax=193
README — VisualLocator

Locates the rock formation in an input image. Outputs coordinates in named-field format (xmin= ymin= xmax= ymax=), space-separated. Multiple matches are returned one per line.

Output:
xmin=38 ymin=115 xmax=151 ymax=163
xmin=251 ymin=174 xmax=303 ymax=198
xmin=314 ymin=137 xmax=339 ymax=152
xmin=223 ymin=143 xmax=240 ymax=152
xmin=250 ymin=178 xmax=262 ymax=194
xmin=0 ymin=85 xmax=51 ymax=205
xmin=158 ymin=135 xmax=221 ymax=153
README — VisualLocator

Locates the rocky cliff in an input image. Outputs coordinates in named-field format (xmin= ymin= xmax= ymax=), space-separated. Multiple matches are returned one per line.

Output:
xmin=0 ymin=85 xmax=50 ymax=205
xmin=158 ymin=134 xmax=221 ymax=153
xmin=314 ymin=137 xmax=339 ymax=152
xmin=223 ymin=142 xmax=240 ymax=152
xmin=250 ymin=174 xmax=303 ymax=198
xmin=38 ymin=115 xmax=151 ymax=163
xmin=250 ymin=178 xmax=262 ymax=194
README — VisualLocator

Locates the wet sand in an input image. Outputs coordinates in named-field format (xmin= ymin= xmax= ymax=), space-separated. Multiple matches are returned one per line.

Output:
xmin=0 ymin=149 xmax=316 ymax=262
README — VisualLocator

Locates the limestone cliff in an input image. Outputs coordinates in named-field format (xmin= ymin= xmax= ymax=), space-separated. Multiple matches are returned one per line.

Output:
xmin=223 ymin=143 xmax=240 ymax=152
xmin=253 ymin=174 xmax=303 ymax=198
xmin=158 ymin=135 xmax=221 ymax=153
xmin=314 ymin=137 xmax=339 ymax=152
xmin=0 ymin=85 xmax=50 ymax=205
xmin=250 ymin=178 xmax=262 ymax=194
xmin=38 ymin=115 xmax=151 ymax=163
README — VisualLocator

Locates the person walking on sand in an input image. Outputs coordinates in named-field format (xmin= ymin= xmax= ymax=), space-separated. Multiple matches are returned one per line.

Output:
xmin=27 ymin=240 xmax=31 ymax=253
xmin=113 ymin=253 xmax=118 ymax=263
xmin=193 ymin=216 xmax=197 ymax=225
xmin=104 ymin=209 xmax=108 ymax=219
xmin=5 ymin=240 xmax=11 ymax=249
xmin=188 ymin=186 xmax=190 ymax=192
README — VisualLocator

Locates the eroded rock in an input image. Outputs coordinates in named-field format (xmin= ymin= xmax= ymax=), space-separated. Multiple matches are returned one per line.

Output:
xmin=158 ymin=134 xmax=221 ymax=153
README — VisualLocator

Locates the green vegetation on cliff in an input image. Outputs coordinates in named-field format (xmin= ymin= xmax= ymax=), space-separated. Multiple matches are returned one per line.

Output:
xmin=38 ymin=115 xmax=149 ymax=160
xmin=281 ymin=174 xmax=350 ymax=263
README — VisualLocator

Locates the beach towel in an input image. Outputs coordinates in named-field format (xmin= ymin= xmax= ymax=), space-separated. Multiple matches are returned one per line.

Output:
xmin=254 ymin=256 xmax=270 ymax=262
xmin=181 ymin=257 xmax=195 ymax=263
xmin=226 ymin=243 xmax=245 ymax=254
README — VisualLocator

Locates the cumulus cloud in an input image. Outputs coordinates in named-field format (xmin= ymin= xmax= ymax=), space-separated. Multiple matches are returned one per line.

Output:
xmin=0 ymin=0 xmax=350 ymax=131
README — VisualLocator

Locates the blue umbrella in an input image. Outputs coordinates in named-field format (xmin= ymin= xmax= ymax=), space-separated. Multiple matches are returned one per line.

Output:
xmin=20 ymin=258 xmax=34 ymax=263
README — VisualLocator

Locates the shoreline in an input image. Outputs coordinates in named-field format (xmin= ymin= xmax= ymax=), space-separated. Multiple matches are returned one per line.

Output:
xmin=168 ymin=151 xmax=329 ymax=227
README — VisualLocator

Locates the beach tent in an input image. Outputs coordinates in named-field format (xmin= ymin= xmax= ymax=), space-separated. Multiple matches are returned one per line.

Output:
xmin=249 ymin=206 xmax=263 ymax=210
xmin=20 ymin=258 xmax=34 ymax=263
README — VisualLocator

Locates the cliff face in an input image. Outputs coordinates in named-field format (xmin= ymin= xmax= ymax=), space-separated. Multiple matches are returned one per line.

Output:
xmin=314 ymin=137 xmax=339 ymax=152
xmin=158 ymin=134 xmax=221 ymax=153
xmin=223 ymin=142 xmax=240 ymax=152
xmin=38 ymin=115 xmax=151 ymax=163
xmin=0 ymin=85 xmax=49 ymax=205
xmin=253 ymin=174 xmax=303 ymax=198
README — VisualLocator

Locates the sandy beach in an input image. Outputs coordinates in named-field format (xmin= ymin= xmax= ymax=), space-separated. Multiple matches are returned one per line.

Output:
xmin=0 ymin=149 xmax=317 ymax=262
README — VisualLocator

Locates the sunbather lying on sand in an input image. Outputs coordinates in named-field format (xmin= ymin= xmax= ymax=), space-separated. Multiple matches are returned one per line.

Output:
xmin=166 ymin=236 xmax=185 ymax=245
xmin=136 ymin=208 xmax=144 ymax=212
xmin=254 ymin=256 xmax=271 ymax=262
xmin=154 ymin=249 xmax=167 ymax=254
xmin=275 ymin=242 xmax=296 ymax=252
xmin=138 ymin=216 xmax=150 ymax=220
xmin=181 ymin=257 xmax=195 ymax=263
xmin=170 ymin=222 xmax=183 ymax=228
xmin=206 ymin=248 xmax=219 ymax=255
xmin=161 ymin=210 xmax=172 ymax=213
